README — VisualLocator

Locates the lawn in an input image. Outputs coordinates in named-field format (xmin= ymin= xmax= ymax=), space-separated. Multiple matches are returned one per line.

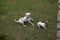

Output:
xmin=0 ymin=0 xmax=57 ymax=40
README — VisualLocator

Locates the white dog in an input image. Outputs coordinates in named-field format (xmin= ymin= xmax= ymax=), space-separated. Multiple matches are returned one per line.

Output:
xmin=37 ymin=21 xmax=48 ymax=30
xmin=14 ymin=13 xmax=34 ymax=27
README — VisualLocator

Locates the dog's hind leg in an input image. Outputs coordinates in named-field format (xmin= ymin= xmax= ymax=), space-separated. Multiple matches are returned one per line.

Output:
xmin=20 ymin=21 xmax=26 ymax=27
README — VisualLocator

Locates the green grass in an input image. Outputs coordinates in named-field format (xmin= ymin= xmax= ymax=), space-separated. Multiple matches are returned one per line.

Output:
xmin=0 ymin=0 xmax=57 ymax=40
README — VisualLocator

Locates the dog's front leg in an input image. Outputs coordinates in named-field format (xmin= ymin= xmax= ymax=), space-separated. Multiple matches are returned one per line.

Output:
xmin=43 ymin=26 xmax=46 ymax=30
xmin=28 ymin=20 xmax=34 ymax=25
xmin=30 ymin=18 xmax=33 ymax=21
xmin=37 ymin=24 xmax=40 ymax=29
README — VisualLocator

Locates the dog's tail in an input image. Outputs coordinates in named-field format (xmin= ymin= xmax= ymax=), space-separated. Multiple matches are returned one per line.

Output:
xmin=14 ymin=19 xmax=19 ymax=22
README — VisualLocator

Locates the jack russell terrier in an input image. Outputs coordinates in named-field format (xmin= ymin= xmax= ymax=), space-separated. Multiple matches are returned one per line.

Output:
xmin=14 ymin=12 xmax=34 ymax=27
xmin=37 ymin=21 xmax=48 ymax=30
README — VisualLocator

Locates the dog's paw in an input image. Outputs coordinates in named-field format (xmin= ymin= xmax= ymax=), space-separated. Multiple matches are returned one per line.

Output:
xmin=32 ymin=24 xmax=34 ymax=25
xmin=24 ymin=25 xmax=26 ymax=27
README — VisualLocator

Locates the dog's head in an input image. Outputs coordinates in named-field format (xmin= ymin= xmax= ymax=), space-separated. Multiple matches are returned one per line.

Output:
xmin=26 ymin=12 xmax=31 ymax=17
